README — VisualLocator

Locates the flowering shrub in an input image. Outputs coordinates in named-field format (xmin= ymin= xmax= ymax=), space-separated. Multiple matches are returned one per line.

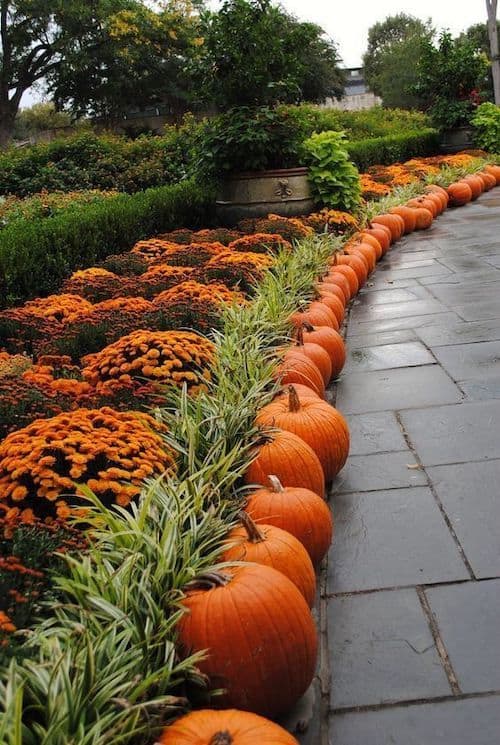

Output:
xmin=190 ymin=228 xmax=241 ymax=245
xmin=97 ymin=252 xmax=149 ymax=276
xmin=0 ymin=352 xmax=32 ymax=378
xmin=13 ymin=294 xmax=92 ymax=323
xmin=61 ymin=268 xmax=136 ymax=303
xmin=302 ymin=209 xmax=359 ymax=234
xmin=149 ymin=242 xmax=227 ymax=268
xmin=131 ymin=238 xmax=184 ymax=262
xmin=136 ymin=264 xmax=195 ymax=298
xmin=228 ymin=233 xmax=292 ymax=254
xmin=251 ymin=215 xmax=314 ymax=242
xmin=0 ymin=375 xmax=75 ymax=438
xmin=82 ymin=329 xmax=215 ymax=394
xmin=201 ymin=250 xmax=273 ymax=293
xmin=0 ymin=407 xmax=175 ymax=532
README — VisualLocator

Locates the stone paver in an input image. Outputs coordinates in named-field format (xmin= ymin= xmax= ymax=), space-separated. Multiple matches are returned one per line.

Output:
xmin=316 ymin=191 xmax=500 ymax=745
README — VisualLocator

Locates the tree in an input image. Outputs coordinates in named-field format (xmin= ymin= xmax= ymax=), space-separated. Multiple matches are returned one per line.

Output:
xmin=0 ymin=1 xmax=202 ymax=148
xmin=459 ymin=20 xmax=500 ymax=100
xmin=412 ymin=31 xmax=489 ymax=128
xmin=192 ymin=0 xmax=344 ymax=109
xmin=363 ymin=14 xmax=434 ymax=109
xmin=486 ymin=0 xmax=500 ymax=104
xmin=13 ymin=102 xmax=73 ymax=140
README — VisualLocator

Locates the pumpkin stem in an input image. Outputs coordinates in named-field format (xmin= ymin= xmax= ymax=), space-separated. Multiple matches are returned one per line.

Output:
xmin=295 ymin=325 xmax=305 ymax=347
xmin=209 ymin=731 xmax=233 ymax=745
xmin=239 ymin=510 xmax=265 ymax=543
xmin=185 ymin=571 xmax=232 ymax=591
xmin=301 ymin=321 xmax=315 ymax=333
xmin=288 ymin=384 xmax=302 ymax=413
xmin=268 ymin=474 xmax=285 ymax=493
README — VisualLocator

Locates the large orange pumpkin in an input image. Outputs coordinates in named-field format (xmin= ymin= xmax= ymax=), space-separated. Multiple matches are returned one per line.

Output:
xmin=256 ymin=386 xmax=350 ymax=482
xmin=425 ymin=184 xmax=449 ymax=209
xmin=291 ymin=301 xmax=339 ymax=330
xmin=424 ymin=191 xmax=445 ymax=215
xmin=408 ymin=206 xmax=433 ymax=230
xmin=406 ymin=196 xmax=439 ymax=218
xmin=355 ymin=231 xmax=383 ymax=259
xmin=344 ymin=242 xmax=376 ymax=274
xmin=478 ymin=171 xmax=496 ymax=190
xmin=327 ymin=265 xmax=359 ymax=297
xmin=484 ymin=164 xmax=500 ymax=184
xmin=389 ymin=206 xmax=417 ymax=234
xmin=274 ymin=381 xmax=321 ymax=401
xmin=447 ymin=181 xmax=473 ymax=206
xmin=222 ymin=512 xmax=316 ymax=606
xmin=317 ymin=289 xmax=345 ymax=325
xmin=246 ymin=475 xmax=333 ymax=565
xmin=363 ymin=225 xmax=391 ymax=254
xmin=157 ymin=709 xmax=300 ymax=744
xmin=177 ymin=565 xmax=318 ymax=718
xmin=244 ymin=428 xmax=325 ymax=498
xmin=277 ymin=349 xmax=325 ymax=397
xmin=300 ymin=322 xmax=346 ymax=379
xmin=334 ymin=254 xmax=369 ymax=286
xmin=293 ymin=328 xmax=332 ymax=386
xmin=316 ymin=280 xmax=345 ymax=306
xmin=371 ymin=213 xmax=404 ymax=241
xmin=317 ymin=274 xmax=350 ymax=304
xmin=462 ymin=174 xmax=484 ymax=200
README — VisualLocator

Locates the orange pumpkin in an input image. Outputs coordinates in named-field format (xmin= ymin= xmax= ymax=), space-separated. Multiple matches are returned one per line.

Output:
xmin=277 ymin=349 xmax=325 ymax=397
xmin=256 ymin=385 xmax=350 ymax=482
xmin=424 ymin=191 xmax=445 ymax=215
xmin=316 ymin=280 xmax=345 ymax=307
xmin=293 ymin=328 xmax=332 ymax=385
xmin=274 ymin=381 xmax=321 ymax=401
xmin=355 ymin=231 xmax=383 ymax=259
xmin=484 ymin=164 xmax=500 ymax=184
xmin=222 ymin=512 xmax=316 ymax=606
xmin=478 ymin=171 xmax=496 ymax=190
xmin=244 ymin=429 xmax=325 ymax=498
xmin=408 ymin=206 xmax=433 ymax=230
xmin=342 ymin=253 xmax=370 ymax=283
xmin=327 ymin=265 xmax=359 ymax=297
xmin=317 ymin=289 xmax=345 ymax=325
xmin=157 ymin=709 xmax=300 ymax=744
xmin=363 ymin=226 xmax=391 ymax=254
xmin=462 ymin=174 xmax=484 ymax=200
xmin=177 ymin=564 xmax=318 ymax=718
xmin=301 ymin=322 xmax=346 ymax=379
xmin=425 ymin=184 xmax=449 ymax=209
xmin=447 ymin=181 xmax=473 ymax=207
xmin=371 ymin=213 xmax=404 ymax=241
xmin=291 ymin=301 xmax=339 ymax=330
xmin=406 ymin=196 xmax=439 ymax=218
xmin=317 ymin=274 xmax=350 ymax=304
xmin=344 ymin=243 xmax=376 ymax=273
xmin=389 ymin=205 xmax=417 ymax=234
xmin=246 ymin=475 xmax=333 ymax=565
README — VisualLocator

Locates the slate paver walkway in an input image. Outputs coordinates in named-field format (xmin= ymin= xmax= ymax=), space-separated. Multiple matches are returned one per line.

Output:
xmin=299 ymin=189 xmax=500 ymax=744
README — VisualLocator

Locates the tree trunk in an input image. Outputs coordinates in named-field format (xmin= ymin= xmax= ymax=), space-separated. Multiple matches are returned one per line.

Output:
xmin=0 ymin=110 xmax=15 ymax=148
xmin=486 ymin=0 xmax=500 ymax=105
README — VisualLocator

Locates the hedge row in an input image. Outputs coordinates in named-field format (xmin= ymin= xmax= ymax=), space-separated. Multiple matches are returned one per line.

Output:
xmin=0 ymin=180 xmax=215 ymax=307
xmin=347 ymin=128 xmax=440 ymax=171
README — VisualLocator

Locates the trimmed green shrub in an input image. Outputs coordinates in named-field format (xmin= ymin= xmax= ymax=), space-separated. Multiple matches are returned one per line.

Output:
xmin=472 ymin=102 xmax=500 ymax=153
xmin=0 ymin=180 xmax=215 ymax=307
xmin=303 ymin=130 xmax=361 ymax=211
xmin=347 ymin=128 xmax=440 ymax=171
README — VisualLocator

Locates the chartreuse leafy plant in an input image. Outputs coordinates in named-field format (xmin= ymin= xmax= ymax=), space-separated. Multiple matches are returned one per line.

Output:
xmin=472 ymin=102 xmax=500 ymax=152
xmin=303 ymin=131 xmax=362 ymax=212
xmin=0 ymin=232 xmax=338 ymax=744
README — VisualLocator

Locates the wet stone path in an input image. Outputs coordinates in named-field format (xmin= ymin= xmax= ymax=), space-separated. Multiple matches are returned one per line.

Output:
xmin=300 ymin=189 xmax=500 ymax=744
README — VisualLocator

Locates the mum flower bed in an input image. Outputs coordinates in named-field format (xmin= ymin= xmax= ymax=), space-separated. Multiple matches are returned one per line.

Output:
xmin=0 ymin=152 xmax=499 ymax=743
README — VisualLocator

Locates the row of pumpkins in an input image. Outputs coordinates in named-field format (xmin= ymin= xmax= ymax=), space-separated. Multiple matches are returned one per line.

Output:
xmin=156 ymin=165 xmax=500 ymax=744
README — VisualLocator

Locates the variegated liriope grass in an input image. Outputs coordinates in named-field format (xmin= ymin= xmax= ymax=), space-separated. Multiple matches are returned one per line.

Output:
xmin=0 ymin=233 xmax=339 ymax=745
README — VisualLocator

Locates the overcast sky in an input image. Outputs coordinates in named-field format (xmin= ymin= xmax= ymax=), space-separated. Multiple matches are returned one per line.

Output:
xmin=272 ymin=0 xmax=490 ymax=67
xmin=22 ymin=0 xmax=492 ymax=108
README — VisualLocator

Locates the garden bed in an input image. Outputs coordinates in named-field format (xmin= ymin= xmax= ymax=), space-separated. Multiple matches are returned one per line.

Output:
xmin=0 ymin=151 xmax=498 ymax=743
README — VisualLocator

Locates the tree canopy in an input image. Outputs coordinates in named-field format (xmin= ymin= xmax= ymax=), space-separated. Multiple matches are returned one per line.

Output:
xmin=363 ymin=13 xmax=434 ymax=109
xmin=192 ymin=0 xmax=345 ymax=108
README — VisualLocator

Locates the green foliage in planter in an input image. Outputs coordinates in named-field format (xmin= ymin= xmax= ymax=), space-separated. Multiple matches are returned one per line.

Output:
xmin=303 ymin=130 xmax=361 ymax=211
xmin=347 ymin=128 xmax=440 ymax=170
xmin=0 ymin=180 xmax=215 ymax=308
xmin=193 ymin=106 xmax=308 ymax=183
xmin=472 ymin=102 xmax=500 ymax=152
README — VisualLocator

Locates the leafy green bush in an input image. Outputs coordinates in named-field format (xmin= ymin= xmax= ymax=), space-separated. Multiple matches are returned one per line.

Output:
xmin=347 ymin=128 xmax=440 ymax=171
xmin=0 ymin=180 xmax=215 ymax=307
xmin=472 ymin=102 xmax=500 ymax=152
xmin=303 ymin=130 xmax=361 ymax=211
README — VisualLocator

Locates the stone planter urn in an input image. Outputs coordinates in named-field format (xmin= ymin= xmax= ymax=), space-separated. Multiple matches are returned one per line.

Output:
xmin=216 ymin=166 xmax=314 ymax=226
xmin=440 ymin=126 xmax=474 ymax=154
